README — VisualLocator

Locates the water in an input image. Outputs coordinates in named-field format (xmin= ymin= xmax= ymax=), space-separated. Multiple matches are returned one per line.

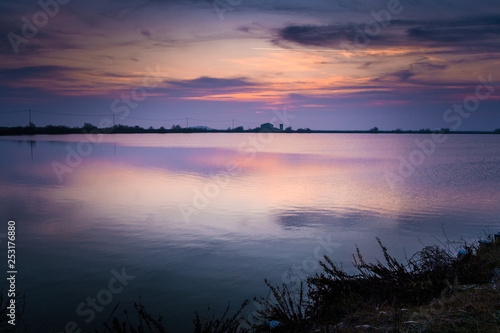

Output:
xmin=0 ymin=133 xmax=499 ymax=332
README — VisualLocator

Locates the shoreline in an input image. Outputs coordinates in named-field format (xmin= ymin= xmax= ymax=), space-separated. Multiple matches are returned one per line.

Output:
xmin=1 ymin=128 xmax=500 ymax=136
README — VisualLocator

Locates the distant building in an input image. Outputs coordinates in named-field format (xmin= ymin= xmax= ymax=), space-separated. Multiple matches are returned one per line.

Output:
xmin=260 ymin=123 xmax=274 ymax=131
xmin=279 ymin=124 xmax=283 ymax=131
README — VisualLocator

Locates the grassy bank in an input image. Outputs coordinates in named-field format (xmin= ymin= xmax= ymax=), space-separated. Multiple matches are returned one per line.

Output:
xmin=251 ymin=234 xmax=500 ymax=333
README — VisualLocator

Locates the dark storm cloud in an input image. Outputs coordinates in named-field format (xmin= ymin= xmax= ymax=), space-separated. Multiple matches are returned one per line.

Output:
xmin=274 ymin=15 xmax=500 ymax=53
xmin=276 ymin=23 xmax=391 ymax=47
xmin=406 ymin=17 xmax=500 ymax=51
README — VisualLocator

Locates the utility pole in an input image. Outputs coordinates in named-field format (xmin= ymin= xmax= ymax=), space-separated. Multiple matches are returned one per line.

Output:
xmin=232 ymin=119 xmax=234 ymax=129
xmin=113 ymin=114 xmax=115 ymax=127
xmin=28 ymin=109 xmax=32 ymax=126
xmin=186 ymin=117 xmax=189 ymax=128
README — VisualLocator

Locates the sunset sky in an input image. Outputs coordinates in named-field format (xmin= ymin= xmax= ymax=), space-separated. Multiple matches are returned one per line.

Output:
xmin=1 ymin=0 xmax=500 ymax=130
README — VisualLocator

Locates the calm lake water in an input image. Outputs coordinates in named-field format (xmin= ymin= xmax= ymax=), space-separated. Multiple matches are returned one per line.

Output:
xmin=0 ymin=133 xmax=499 ymax=332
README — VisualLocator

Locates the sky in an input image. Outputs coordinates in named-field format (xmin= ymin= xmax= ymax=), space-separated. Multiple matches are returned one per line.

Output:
xmin=1 ymin=0 xmax=500 ymax=130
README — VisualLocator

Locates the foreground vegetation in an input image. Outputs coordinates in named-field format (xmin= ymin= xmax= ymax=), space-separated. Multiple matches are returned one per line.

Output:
xmin=249 ymin=235 xmax=500 ymax=333
xmin=2 ymin=234 xmax=499 ymax=332
xmin=92 ymin=234 xmax=500 ymax=333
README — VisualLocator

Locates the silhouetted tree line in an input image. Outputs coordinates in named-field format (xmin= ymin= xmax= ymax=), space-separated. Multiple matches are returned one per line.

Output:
xmin=0 ymin=123 xmax=499 ymax=135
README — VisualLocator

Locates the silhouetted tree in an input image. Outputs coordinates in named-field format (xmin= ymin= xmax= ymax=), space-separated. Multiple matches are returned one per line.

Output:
xmin=83 ymin=123 xmax=97 ymax=131
xmin=260 ymin=123 xmax=274 ymax=132
xmin=369 ymin=127 xmax=379 ymax=133
xmin=285 ymin=126 xmax=293 ymax=132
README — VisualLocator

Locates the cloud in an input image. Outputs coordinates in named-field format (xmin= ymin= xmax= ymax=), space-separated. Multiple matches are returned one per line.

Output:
xmin=167 ymin=76 xmax=257 ymax=89
xmin=371 ymin=58 xmax=449 ymax=84
xmin=0 ymin=65 xmax=82 ymax=82
xmin=140 ymin=28 xmax=152 ymax=38
xmin=390 ymin=69 xmax=414 ymax=81
xmin=0 ymin=65 xmax=157 ymax=99
xmin=153 ymin=76 xmax=262 ymax=100
xmin=276 ymin=23 xmax=375 ymax=47
xmin=274 ymin=15 xmax=500 ymax=54
xmin=406 ymin=16 xmax=500 ymax=52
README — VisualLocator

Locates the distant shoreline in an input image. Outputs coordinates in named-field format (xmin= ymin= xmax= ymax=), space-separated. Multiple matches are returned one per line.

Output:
xmin=1 ymin=125 xmax=500 ymax=136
